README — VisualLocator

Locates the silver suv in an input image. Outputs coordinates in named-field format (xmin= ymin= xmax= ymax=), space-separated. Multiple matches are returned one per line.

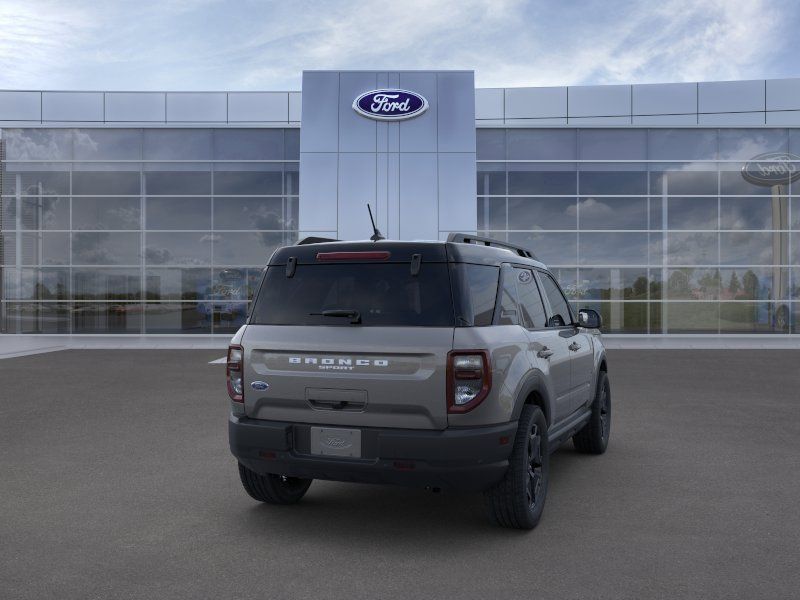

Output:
xmin=228 ymin=234 xmax=610 ymax=529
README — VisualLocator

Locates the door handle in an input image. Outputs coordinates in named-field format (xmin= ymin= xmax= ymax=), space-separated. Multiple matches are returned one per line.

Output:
xmin=568 ymin=342 xmax=581 ymax=351
xmin=537 ymin=347 xmax=554 ymax=359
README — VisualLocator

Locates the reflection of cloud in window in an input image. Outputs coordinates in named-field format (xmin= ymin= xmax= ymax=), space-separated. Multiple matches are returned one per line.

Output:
xmin=567 ymin=197 xmax=613 ymax=219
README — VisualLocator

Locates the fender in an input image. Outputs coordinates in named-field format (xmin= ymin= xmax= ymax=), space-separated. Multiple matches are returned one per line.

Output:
xmin=510 ymin=369 xmax=555 ymax=427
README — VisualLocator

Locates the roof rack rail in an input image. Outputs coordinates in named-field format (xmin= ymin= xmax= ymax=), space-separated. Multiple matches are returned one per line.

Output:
xmin=446 ymin=233 xmax=537 ymax=260
xmin=296 ymin=236 xmax=339 ymax=245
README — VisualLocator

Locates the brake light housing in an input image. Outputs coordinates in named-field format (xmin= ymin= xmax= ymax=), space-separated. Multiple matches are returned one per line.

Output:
xmin=447 ymin=350 xmax=491 ymax=413
xmin=227 ymin=344 xmax=244 ymax=402
xmin=316 ymin=251 xmax=391 ymax=261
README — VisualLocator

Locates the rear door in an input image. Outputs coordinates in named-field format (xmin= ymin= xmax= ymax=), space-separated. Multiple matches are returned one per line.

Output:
xmin=242 ymin=258 xmax=454 ymax=430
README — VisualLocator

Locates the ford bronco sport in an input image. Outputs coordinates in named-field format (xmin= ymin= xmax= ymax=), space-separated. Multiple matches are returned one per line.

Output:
xmin=228 ymin=233 xmax=610 ymax=529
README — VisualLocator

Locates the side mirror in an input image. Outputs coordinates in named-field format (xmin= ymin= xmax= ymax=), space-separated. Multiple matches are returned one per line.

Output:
xmin=578 ymin=308 xmax=602 ymax=329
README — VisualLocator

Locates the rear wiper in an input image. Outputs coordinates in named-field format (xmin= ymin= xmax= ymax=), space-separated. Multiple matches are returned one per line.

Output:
xmin=309 ymin=309 xmax=362 ymax=325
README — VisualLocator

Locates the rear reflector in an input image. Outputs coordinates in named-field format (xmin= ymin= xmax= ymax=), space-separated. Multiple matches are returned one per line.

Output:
xmin=316 ymin=251 xmax=391 ymax=261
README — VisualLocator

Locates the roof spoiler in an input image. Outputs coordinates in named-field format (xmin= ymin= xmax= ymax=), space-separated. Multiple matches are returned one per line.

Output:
xmin=296 ymin=236 xmax=339 ymax=245
xmin=447 ymin=233 xmax=538 ymax=260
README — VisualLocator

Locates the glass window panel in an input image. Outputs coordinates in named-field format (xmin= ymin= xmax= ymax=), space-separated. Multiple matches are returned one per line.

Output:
xmin=580 ymin=301 xmax=648 ymax=334
xmin=578 ymin=129 xmax=646 ymax=160
xmin=1 ymin=232 xmax=16 ymax=264
xmin=792 ymin=198 xmax=800 ymax=230
xmin=1 ymin=197 xmax=17 ymax=227
xmin=212 ymin=303 xmax=249 ymax=334
xmin=794 ymin=232 xmax=800 ymax=265
xmin=506 ymin=232 xmax=577 ymax=266
xmin=514 ymin=269 xmax=547 ymax=329
xmin=477 ymin=197 xmax=506 ymax=230
xmin=720 ymin=267 xmax=788 ymax=301
xmin=145 ymin=268 xmax=212 ymax=300
xmin=477 ymin=165 xmax=506 ymax=195
xmin=579 ymin=170 xmax=647 ymax=195
xmin=476 ymin=129 xmax=505 ymax=160
xmin=720 ymin=302 xmax=784 ymax=333
xmin=720 ymin=232 xmax=777 ymax=265
xmin=539 ymin=272 xmax=572 ymax=326
xmin=718 ymin=129 xmax=788 ymax=160
xmin=666 ymin=232 xmax=718 ymax=265
xmin=212 ymin=232 xmax=285 ymax=265
xmin=579 ymin=233 xmax=649 ymax=265
xmin=720 ymin=197 xmax=784 ymax=230
xmin=650 ymin=197 xmax=663 ymax=230
xmin=649 ymin=269 xmax=663 ymax=300
xmin=143 ymin=129 xmax=213 ymax=160
xmin=20 ymin=196 xmax=70 ymax=230
xmin=664 ymin=301 xmax=719 ymax=333
xmin=2 ymin=302 xmax=70 ymax=333
xmin=792 ymin=269 xmax=800 ymax=300
xmin=285 ymin=129 xmax=300 ymax=159
xmin=5 ymin=170 xmax=70 ymax=196
xmin=649 ymin=168 xmax=717 ymax=195
xmin=793 ymin=303 xmax=800 ymax=334
xmin=508 ymin=197 xmax=576 ymax=230
xmin=145 ymin=197 xmax=211 ymax=230
xmin=144 ymin=302 xmax=211 ymax=334
xmin=145 ymin=232 xmax=212 ymax=266
xmin=508 ymin=167 xmax=576 ymax=195
xmin=648 ymin=129 xmax=717 ymax=161
xmin=214 ymin=129 xmax=284 ymax=160
xmin=720 ymin=168 xmax=774 ymax=196
xmin=72 ymin=268 xmax=141 ymax=300
xmin=213 ymin=167 xmax=283 ymax=195
xmin=211 ymin=268 xmax=255 ymax=303
xmin=578 ymin=197 xmax=647 ymax=230
xmin=507 ymin=129 xmax=576 ymax=160
xmin=3 ymin=268 xmax=69 ymax=300
xmin=72 ymin=171 xmax=141 ymax=195
xmin=667 ymin=197 xmax=718 ymax=230
xmin=549 ymin=268 xmax=578 ymax=301
xmin=72 ymin=232 xmax=140 ymax=265
xmin=73 ymin=129 xmax=142 ymax=160
xmin=213 ymin=197 xmax=286 ymax=230
xmin=497 ymin=268 xmax=519 ymax=326
xmin=577 ymin=268 xmax=649 ymax=300
xmin=72 ymin=197 xmax=140 ymax=230
xmin=666 ymin=268 xmax=720 ymax=300
xmin=3 ymin=129 xmax=72 ymax=160
xmin=284 ymin=163 xmax=299 ymax=196
xmin=20 ymin=232 xmax=70 ymax=265
xmin=72 ymin=303 xmax=142 ymax=333
xmin=144 ymin=171 xmax=210 ymax=195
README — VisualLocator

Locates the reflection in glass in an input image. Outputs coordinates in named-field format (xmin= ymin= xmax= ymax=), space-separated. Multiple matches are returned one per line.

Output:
xmin=145 ymin=197 xmax=211 ymax=230
xmin=578 ymin=268 xmax=649 ymax=300
xmin=719 ymin=267 xmax=788 ymax=301
xmin=145 ymin=268 xmax=212 ymax=301
xmin=720 ymin=302 xmax=784 ymax=333
xmin=2 ymin=302 xmax=70 ymax=333
xmin=144 ymin=303 xmax=211 ymax=334
xmin=578 ymin=129 xmax=646 ymax=161
xmin=477 ymin=197 xmax=506 ymax=230
xmin=213 ymin=166 xmax=283 ymax=195
xmin=665 ymin=302 xmax=719 ymax=333
xmin=6 ymin=268 xmax=69 ymax=300
xmin=508 ymin=168 xmax=576 ymax=195
xmin=143 ymin=129 xmax=213 ymax=160
xmin=72 ymin=232 xmax=140 ymax=265
xmin=212 ymin=232 xmax=287 ymax=265
xmin=666 ymin=233 xmax=718 ymax=265
xmin=72 ymin=268 xmax=141 ymax=300
xmin=579 ymin=170 xmax=647 ymax=195
xmin=720 ymin=169 xmax=775 ymax=196
xmin=212 ymin=268 xmax=263 ymax=301
xmin=213 ymin=197 xmax=285 ymax=230
xmin=505 ymin=232 xmax=577 ymax=266
xmin=72 ymin=197 xmax=140 ymax=230
xmin=72 ymin=171 xmax=140 ymax=195
xmin=477 ymin=165 xmax=505 ymax=195
xmin=718 ymin=129 xmax=788 ymax=160
xmin=578 ymin=197 xmax=647 ymax=230
xmin=3 ymin=129 xmax=72 ymax=160
xmin=648 ymin=129 xmax=717 ymax=161
xmin=720 ymin=197 xmax=781 ymax=230
xmin=5 ymin=170 xmax=70 ymax=196
xmin=21 ymin=197 xmax=70 ymax=230
xmin=214 ymin=129 xmax=284 ymax=160
xmin=579 ymin=233 xmax=649 ymax=265
xmin=73 ymin=303 xmax=142 ymax=333
xmin=650 ymin=169 xmax=717 ymax=195
xmin=21 ymin=232 xmax=70 ymax=265
xmin=145 ymin=232 xmax=212 ymax=266
xmin=580 ymin=301 xmax=648 ymax=334
xmin=144 ymin=171 xmax=211 ymax=195
xmin=73 ymin=129 xmax=142 ymax=160
xmin=667 ymin=197 xmax=718 ymax=230
xmin=508 ymin=197 xmax=576 ymax=230
xmin=507 ymin=129 xmax=576 ymax=160
xmin=476 ymin=129 xmax=505 ymax=160
xmin=720 ymin=232 xmax=777 ymax=265
xmin=666 ymin=268 xmax=720 ymax=300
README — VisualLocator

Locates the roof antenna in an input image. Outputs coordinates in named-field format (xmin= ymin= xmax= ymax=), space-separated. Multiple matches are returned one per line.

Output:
xmin=367 ymin=204 xmax=385 ymax=241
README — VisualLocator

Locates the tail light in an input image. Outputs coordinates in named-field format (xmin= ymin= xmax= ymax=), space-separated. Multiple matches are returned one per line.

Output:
xmin=227 ymin=344 xmax=244 ymax=402
xmin=447 ymin=350 xmax=491 ymax=413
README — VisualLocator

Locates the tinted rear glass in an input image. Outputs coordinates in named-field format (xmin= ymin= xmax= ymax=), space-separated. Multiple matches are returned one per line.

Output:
xmin=451 ymin=264 xmax=500 ymax=326
xmin=250 ymin=263 xmax=454 ymax=326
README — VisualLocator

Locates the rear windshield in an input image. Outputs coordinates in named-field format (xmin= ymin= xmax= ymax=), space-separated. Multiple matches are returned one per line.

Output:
xmin=250 ymin=263 xmax=455 ymax=327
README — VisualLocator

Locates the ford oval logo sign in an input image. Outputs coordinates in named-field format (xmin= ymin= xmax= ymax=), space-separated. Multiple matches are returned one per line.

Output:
xmin=741 ymin=152 xmax=800 ymax=186
xmin=250 ymin=381 xmax=269 ymax=391
xmin=353 ymin=89 xmax=428 ymax=121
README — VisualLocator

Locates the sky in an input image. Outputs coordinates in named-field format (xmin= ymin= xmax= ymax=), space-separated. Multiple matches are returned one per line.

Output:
xmin=0 ymin=0 xmax=798 ymax=91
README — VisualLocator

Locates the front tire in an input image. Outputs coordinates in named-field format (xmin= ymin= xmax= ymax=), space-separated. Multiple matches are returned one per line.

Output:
xmin=573 ymin=371 xmax=611 ymax=454
xmin=485 ymin=405 xmax=549 ymax=530
xmin=238 ymin=463 xmax=312 ymax=504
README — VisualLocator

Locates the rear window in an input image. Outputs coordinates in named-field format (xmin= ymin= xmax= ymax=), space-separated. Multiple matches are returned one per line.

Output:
xmin=451 ymin=264 xmax=500 ymax=326
xmin=250 ymin=263 xmax=455 ymax=327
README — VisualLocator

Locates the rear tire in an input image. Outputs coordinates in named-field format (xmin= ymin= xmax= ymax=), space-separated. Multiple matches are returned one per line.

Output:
xmin=237 ymin=463 xmax=312 ymax=505
xmin=484 ymin=405 xmax=549 ymax=530
xmin=573 ymin=371 xmax=611 ymax=455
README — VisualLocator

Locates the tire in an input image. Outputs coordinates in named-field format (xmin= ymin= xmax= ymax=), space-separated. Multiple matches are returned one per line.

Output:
xmin=237 ymin=463 xmax=312 ymax=505
xmin=484 ymin=405 xmax=549 ymax=530
xmin=573 ymin=371 xmax=611 ymax=455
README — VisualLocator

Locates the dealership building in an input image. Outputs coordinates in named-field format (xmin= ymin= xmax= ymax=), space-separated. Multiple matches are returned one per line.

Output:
xmin=1 ymin=70 xmax=799 ymax=338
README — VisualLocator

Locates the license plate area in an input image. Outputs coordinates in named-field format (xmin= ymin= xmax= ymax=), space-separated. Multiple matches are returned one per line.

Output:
xmin=309 ymin=427 xmax=362 ymax=458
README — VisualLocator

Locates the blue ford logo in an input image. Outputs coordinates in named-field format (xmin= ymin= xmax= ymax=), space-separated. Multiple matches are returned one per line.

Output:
xmin=250 ymin=381 xmax=269 ymax=391
xmin=353 ymin=89 xmax=428 ymax=121
xmin=742 ymin=152 xmax=800 ymax=186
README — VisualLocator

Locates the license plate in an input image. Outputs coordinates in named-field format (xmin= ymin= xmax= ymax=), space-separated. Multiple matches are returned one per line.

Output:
xmin=310 ymin=427 xmax=362 ymax=458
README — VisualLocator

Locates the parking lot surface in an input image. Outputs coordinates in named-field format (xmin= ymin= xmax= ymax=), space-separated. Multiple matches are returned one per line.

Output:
xmin=1 ymin=349 xmax=799 ymax=599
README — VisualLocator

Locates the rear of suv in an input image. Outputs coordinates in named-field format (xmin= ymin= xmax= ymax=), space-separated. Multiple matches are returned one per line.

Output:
xmin=228 ymin=234 xmax=610 ymax=529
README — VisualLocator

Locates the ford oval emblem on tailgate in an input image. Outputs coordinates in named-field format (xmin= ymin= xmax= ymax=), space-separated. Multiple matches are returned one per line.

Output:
xmin=251 ymin=381 xmax=269 ymax=390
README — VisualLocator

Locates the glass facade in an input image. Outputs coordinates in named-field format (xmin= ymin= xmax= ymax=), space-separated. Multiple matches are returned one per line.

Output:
xmin=477 ymin=128 xmax=800 ymax=334
xmin=0 ymin=128 xmax=299 ymax=334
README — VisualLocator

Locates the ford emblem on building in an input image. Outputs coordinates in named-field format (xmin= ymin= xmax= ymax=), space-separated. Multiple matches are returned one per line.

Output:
xmin=741 ymin=152 xmax=800 ymax=186
xmin=352 ymin=89 xmax=428 ymax=121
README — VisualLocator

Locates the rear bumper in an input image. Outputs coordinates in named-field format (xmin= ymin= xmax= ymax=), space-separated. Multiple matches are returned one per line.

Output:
xmin=229 ymin=415 xmax=517 ymax=492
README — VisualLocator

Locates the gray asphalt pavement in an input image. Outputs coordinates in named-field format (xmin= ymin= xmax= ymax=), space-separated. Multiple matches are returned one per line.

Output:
xmin=1 ymin=349 xmax=799 ymax=599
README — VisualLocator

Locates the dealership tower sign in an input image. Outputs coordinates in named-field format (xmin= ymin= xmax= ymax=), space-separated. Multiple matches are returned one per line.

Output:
xmin=352 ymin=89 xmax=429 ymax=121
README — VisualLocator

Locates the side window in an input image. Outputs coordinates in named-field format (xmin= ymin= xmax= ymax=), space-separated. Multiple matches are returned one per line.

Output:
xmin=539 ymin=272 xmax=572 ymax=327
xmin=514 ymin=268 xmax=547 ymax=329
xmin=497 ymin=266 xmax=519 ymax=325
